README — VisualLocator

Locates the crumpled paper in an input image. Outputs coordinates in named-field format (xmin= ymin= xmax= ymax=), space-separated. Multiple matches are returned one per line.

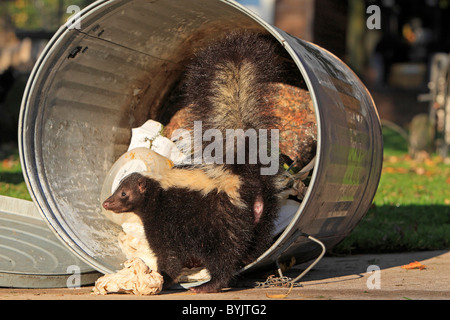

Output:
xmin=93 ymin=257 xmax=163 ymax=295
xmin=127 ymin=119 xmax=187 ymax=164
xmin=118 ymin=222 xmax=159 ymax=271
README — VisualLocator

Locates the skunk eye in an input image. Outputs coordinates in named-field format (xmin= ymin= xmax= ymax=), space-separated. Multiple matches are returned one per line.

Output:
xmin=121 ymin=191 xmax=126 ymax=197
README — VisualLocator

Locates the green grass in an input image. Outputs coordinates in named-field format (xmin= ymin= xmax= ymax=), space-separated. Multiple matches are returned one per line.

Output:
xmin=0 ymin=147 xmax=31 ymax=201
xmin=333 ymin=126 xmax=450 ymax=254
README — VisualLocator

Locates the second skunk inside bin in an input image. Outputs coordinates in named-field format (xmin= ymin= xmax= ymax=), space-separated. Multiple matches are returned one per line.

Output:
xmin=19 ymin=0 xmax=383 ymax=275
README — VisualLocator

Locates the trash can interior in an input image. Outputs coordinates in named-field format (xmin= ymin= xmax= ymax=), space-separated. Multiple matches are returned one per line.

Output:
xmin=19 ymin=0 xmax=382 ymax=275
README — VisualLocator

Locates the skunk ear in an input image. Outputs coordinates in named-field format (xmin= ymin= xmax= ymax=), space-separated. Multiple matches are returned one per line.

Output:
xmin=137 ymin=176 xmax=147 ymax=194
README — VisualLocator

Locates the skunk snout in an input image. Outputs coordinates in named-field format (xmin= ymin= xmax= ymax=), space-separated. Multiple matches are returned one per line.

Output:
xmin=103 ymin=200 xmax=111 ymax=209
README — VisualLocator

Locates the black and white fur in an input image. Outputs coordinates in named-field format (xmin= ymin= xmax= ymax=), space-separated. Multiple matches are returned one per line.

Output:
xmin=103 ymin=31 xmax=284 ymax=293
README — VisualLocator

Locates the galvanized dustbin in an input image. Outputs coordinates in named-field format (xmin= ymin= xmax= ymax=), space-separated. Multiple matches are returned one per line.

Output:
xmin=19 ymin=0 xmax=383 ymax=275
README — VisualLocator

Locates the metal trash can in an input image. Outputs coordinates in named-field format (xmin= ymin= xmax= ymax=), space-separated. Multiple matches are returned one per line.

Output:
xmin=19 ymin=0 xmax=383 ymax=275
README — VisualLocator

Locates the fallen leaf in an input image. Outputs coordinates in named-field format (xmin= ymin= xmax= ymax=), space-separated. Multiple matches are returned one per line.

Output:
xmin=424 ymin=158 xmax=435 ymax=167
xmin=265 ymin=293 xmax=289 ymax=299
xmin=401 ymin=261 xmax=427 ymax=270
xmin=384 ymin=167 xmax=396 ymax=173
xmin=414 ymin=167 xmax=426 ymax=175
xmin=396 ymin=167 xmax=408 ymax=174
xmin=266 ymin=284 xmax=294 ymax=299
xmin=1 ymin=158 xmax=14 ymax=169
xmin=388 ymin=156 xmax=399 ymax=163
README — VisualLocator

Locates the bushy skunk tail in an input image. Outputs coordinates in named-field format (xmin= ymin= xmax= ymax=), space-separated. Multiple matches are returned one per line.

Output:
xmin=184 ymin=31 xmax=282 ymax=133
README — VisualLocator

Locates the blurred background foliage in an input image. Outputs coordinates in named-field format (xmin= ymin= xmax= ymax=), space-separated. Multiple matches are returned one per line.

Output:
xmin=1 ymin=0 xmax=94 ymax=31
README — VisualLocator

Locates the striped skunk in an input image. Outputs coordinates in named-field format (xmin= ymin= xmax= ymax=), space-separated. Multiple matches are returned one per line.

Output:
xmin=103 ymin=31 xmax=286 ymax=293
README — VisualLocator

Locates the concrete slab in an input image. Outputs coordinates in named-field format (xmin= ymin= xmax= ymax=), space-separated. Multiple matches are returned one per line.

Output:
xmin=1 ymin=250 xmax=448 ymax=300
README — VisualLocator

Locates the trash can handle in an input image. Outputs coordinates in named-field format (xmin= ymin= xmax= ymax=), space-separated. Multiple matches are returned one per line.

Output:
xmin=275 ymin=231 xmax=326 ymax=285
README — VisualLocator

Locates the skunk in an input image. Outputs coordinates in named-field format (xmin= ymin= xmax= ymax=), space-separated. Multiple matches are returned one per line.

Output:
xmin=103 ymin=31 xmax=285 ymax=293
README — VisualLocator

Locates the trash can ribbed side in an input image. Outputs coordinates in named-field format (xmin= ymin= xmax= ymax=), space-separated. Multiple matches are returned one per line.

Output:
xmin=19 ymin=0 xmax=382 ymax=274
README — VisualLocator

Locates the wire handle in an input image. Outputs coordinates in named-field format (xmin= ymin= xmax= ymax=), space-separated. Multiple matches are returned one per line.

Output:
xmin=275 ymin=233 xmax=326 ymax=285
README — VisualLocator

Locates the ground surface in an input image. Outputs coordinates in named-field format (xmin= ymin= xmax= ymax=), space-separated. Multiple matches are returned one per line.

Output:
xmin=1 ymin=250 xmax=448 ymax=300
